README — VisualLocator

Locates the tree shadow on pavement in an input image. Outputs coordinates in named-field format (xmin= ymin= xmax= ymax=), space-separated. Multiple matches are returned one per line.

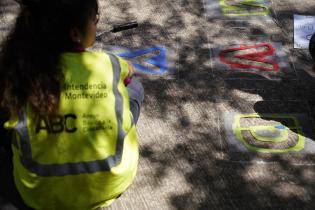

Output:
xmin=1 ymin=0 xmax=315 ymax=210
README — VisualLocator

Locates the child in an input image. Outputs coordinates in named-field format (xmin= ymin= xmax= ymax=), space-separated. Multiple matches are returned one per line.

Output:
xmin=0 ymin=0 xmax=144 ymax=209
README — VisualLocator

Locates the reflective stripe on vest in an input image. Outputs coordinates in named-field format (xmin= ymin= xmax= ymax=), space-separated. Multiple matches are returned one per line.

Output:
xmin=14 ymin=54 xmax=130 ymax=176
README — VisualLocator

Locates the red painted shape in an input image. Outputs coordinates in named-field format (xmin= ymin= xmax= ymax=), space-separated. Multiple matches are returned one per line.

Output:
xmin=219 ymin=43 xmax=279 ymax=72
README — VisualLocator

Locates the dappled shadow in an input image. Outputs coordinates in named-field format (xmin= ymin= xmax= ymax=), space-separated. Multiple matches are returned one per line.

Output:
xmin=0 ymin=0 xmax=18 ymax=39
xmin=1 ymin=0 xmax=315 ymax=209
xmin=124 ymin=0 xmax=315 ymax=209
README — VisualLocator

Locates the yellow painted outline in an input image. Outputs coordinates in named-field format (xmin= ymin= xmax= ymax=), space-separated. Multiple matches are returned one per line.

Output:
xmin=232 ymin=113 xmax=305 ymax=153
xmin=219 ymin=0 xmax=270 ymax=17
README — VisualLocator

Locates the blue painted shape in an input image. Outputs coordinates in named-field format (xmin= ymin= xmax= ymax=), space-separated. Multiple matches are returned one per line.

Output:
xmin=275 ymin=125 xmax=286 ymax=129
xmin=117 ymin=46 xmax=168 ymax=75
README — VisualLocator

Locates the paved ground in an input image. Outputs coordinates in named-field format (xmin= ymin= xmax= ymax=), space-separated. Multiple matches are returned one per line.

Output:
xmin=1 ymin=0 xmax=315 ymax=209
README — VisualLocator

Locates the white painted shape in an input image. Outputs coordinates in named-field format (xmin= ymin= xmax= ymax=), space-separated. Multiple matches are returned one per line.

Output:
xmin=294 ymin=14 xmax=315 ymax=49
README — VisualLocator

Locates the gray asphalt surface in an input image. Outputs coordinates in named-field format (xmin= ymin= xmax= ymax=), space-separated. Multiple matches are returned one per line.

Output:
xmin=1 ymin=0 xmax=315 ymax=209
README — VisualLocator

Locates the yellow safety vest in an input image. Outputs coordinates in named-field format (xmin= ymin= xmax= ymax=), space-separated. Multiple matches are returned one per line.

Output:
xmin=4 ymin=51 xmax=139 ymax=210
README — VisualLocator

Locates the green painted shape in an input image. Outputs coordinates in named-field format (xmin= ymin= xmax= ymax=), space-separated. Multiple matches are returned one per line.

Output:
xmin=219 ymin=0 xmax=270 ymax=17
xmin=232 ymin=114 xmax=305 ymax=153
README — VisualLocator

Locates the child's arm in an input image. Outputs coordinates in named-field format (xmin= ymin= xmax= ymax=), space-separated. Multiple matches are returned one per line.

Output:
xmin=124 ymin=62 xmax=135 ymax=86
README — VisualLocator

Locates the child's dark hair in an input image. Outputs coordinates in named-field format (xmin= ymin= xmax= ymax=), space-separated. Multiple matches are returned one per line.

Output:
xmin=309 ymin=33 xmax=315 ymax=61
xmin=0 ymin=0 xmax=99 ymax=113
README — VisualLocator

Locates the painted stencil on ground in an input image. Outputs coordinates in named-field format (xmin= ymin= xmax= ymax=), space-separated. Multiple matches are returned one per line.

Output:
xmin=205 ymin=0 xmax=272 ymax=20
xmin=223 ymin=112 xmax=315 ymax=154
xmin=211 ymin=42 xmax=295 ymax=80
xmin=97 ymin=45 xmax=177 ymax=79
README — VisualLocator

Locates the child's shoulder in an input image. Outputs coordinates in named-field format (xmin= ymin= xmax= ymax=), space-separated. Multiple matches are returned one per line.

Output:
xmin=84 ymin=50 xmax=109 ymax=57
xmin=61 ymin=50 xmax=128 ymax=67
xmin=61 ymin=50 xmax=108 ymax=60
xmin=85 ymin=50 xmax=129 ymax=64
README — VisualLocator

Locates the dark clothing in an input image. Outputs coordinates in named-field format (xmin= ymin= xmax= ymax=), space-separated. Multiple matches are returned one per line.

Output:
xmin=0 ymin=110 xmax=32 ymax=210
xmin=127 ymin=77 xmax=144 ymax=124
